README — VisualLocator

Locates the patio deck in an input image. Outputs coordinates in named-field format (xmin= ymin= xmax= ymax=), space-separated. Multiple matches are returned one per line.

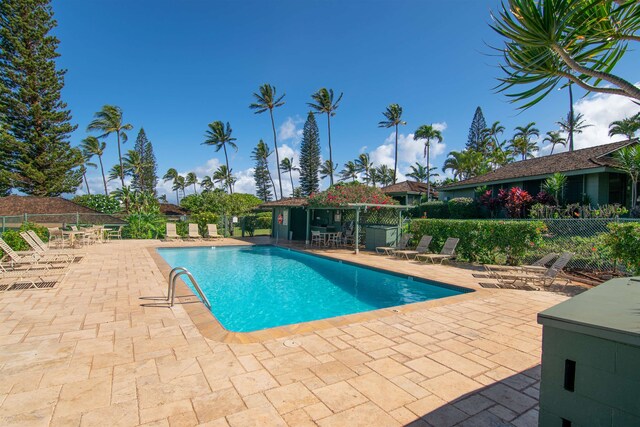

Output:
xmin=0 ymin=239 xmax=569 ymax=426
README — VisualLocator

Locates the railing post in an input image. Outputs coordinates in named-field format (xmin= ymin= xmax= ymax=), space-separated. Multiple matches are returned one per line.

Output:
xmin=76 ymin=212 xmax=80 ymax=227
xmin=1 ymin=216 xmax=4 ymax=233
xmin=24 ymin=213 xmax=28 ymax=223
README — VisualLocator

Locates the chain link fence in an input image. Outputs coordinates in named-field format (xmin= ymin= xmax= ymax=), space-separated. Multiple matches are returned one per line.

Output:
xmin=0 ymin=213 xmax=126 ymax=233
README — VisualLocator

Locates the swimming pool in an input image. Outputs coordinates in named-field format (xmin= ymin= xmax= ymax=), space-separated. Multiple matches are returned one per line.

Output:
xmin=158 ymin=245 xmax=471 ymax=333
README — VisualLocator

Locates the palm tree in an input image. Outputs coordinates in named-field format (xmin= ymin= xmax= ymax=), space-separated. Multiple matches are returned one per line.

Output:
xmin=375 ymin=165 xmax=395 ymax=187
xmin=609 ymin=113 xmax=640 ymax=140
xmin=614 ymin=145 xmax=640 ymax=210
xmin=489 ymin=140 xmax=514 ymax=170
xmin=111 ymin=186 xmax=133 ymax=211
xmin=252 ymin=140 xmax=277 ymax=199
xmin=543 ymin=131 xmax=567 ymax=155
xmin=200 ymin=175 xmax=214 ymax=192
xmin=484 ymin=121 xmax=506 ymax=149
xmin=510 ymin=122 xmax=540 ymax=161
xmin=413 ymin=124 xmax=443 ymax=201
xmin=406 ymin=162 xmax=439 ymax=184
xmin=319 ymin=160 xmax=338 ymax=183
xmin=355 ymin=153 xmax=373 ymax=185
xmin=185 ymin=172 xmax=198 ymax=195
xmin=108 ymin=164 xmax=125 ymax=182
xmin=173 ymin=175 xmax=186 ymax=200
xmin=203 ymin=121 xmax=238 ymax=194
xmin=279 ymin=157 xmax=299 ymax=197
xmin=378 ymin=104 xmax=406 ymax=184
xmin=557 ymin=112 xmax=591 ymax=149
xmin=213 ymin=165 xmax=235 ymax=193
xmin=308 ymin=88 xmax=343 ymax=186
xmin=163 ymin=168 xmax=180 ymax=204
xmin=250 ymin=84 xmax=286 ymax=198
xmin=87 ymin=105 xmax=133 ymax=188
xmin=80 ymin=136 xmax=108 ymax=195
xmin=339 ymin=161 xmax=359 ymax=182
xmin=79 ymin=160 xmax=96 ymax=195
xmin=443 ymin=150 xmax=488 ymax=181
xmin=122 ymin=150 xmax=146 ymax=191
xmin=368 ymin=167 xmax=380 ymax=187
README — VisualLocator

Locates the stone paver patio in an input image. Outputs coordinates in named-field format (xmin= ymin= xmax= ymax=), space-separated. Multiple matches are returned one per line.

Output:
xmin=0 ymin=239 xmax=569 ymax=426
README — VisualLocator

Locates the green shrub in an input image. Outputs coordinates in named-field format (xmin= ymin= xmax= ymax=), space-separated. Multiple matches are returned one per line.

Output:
xmin=189 ymin=212 xmax=219 ymax=236
xmin=122 ymin=212 xmax=167 ymax=239
xmin=72 ymin=194 xmax=121 ymax=214
xmin=410 ymin=201 xmax=449 ymax=219
xmin=447 ymin=198 xmax=477 ymax=219
xmin=603 ymin=222 xmax=640 ymax=274
xmin=0 ymin=222 xmax=49 ymax=254
xmin=409 ymin=219 xmax=546 ymax=264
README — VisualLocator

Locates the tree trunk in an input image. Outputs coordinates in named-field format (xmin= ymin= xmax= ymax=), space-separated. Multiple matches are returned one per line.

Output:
xmin=193 ymin=184 xmax=198 ymax=195
xmin=83 ymin=172 xmax=91 ymax=195
xmin=568 ymin=81 xmax=574 ymax=151
xmin=98 ymin=155 xmax=108 ymax=195
xmin=327 ymin=113 xmax=334 ymax=186
xmin=270 ymin=109 xmax=283 ymax=199
xmin=289 ymin=171 xmax=294 ymax=196
xmin=393 ymin=124 xmax=399 ymax=184
xmin=223 ymin=144 xmax=233 ymax=194
xmin=426 ymin=142 xmax=431 ymax=202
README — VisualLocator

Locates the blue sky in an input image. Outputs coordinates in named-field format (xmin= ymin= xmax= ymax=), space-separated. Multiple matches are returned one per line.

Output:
xmin=52 ymin=0 xmax=640 ymax=201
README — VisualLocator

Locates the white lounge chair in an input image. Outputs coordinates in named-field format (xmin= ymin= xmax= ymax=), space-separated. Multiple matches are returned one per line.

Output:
xmin=20 ymin=232 xmax=76 ymax=263
xmin=188 ymin=223 xmax=202 ymax=240
xmin=165 ymin=223 xmax=181 ymax=241
xmin=0 ymin=237 xmax=70 ymax=267
xmin=207 ymin=224 xmax=223 ymax=239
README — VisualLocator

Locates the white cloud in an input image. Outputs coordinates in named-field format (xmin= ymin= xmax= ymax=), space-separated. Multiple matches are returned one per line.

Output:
xmin=541 ymin=88 xmax=640 ymax=153
xmin=370 ymin=123 xmax=448 ymax=175
xmin=233 ymin=168 xmax=257 ymax=194
xmin=278 ymin=116 xmax=303 ymax=144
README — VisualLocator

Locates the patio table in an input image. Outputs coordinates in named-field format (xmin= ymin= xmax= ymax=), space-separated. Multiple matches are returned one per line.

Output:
xmin=62 ymin=230 xmax=87 ymax=247
xmin=319 ymin=232 xmax=342 ymax=247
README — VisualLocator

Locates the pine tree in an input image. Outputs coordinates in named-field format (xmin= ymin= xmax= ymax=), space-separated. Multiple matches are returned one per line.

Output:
xmin=0 ymin=0 xmax=82 ymax=196
xmin=466 ymin=106 xmax=487 ymax=153
xmin=0 ymin=123 xmax=15 ymax=195
xmin=251 ymin=140 xmax=273 ymax=202
xmin=132 ymin=128 xmax=157 ymax=193
xmin=298 ymin=112 xmax=321 ymax=196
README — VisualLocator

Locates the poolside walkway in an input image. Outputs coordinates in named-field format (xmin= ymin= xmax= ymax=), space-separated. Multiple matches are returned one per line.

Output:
xmin=0 ymin=239 xmax=569 ymax=426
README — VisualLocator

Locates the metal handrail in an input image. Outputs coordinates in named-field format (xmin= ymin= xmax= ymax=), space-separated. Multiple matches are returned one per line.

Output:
xmin=167 ymin=266 xmax=211 ymax=309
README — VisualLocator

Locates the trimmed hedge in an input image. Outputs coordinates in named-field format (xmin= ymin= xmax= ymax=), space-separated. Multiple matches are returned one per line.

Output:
xmin=0 ymin=222 xmax=49 ymax=255
xmin=411 ymin=201 xmax=449 ymax=219
xmin=447 ymin=198 xmax=477 ymax=219
xmin=409 ymin=219 xmax=546 ymax=264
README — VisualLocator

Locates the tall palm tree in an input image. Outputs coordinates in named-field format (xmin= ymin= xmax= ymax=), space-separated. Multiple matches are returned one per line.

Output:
xmin=203 ymin=121 xmax=238 ymax=194
xmin=484 ymin=121 xmax=506 ymax=149
xmin=173 ymin=175 xmax=186 ymax=200
xmin=185 ymin=172 xmax=198 ymax=195
xmin=80 ymin=136 xmax=108 ymax=195
xmin=511 ymin=122 xmax=540 ymax=160
xmin=279 ymin=157 xmax=299 ymax=197
xmin=87 ymin=105 xmax=133 ymax=188
xmin=609 ymin=113 xmax=640 ymax=140
xmin=368 ymin=167 xmax=380 ymax=187
xmin=355 ymin=153 xmax=373 ymax=185
xmin=308 ymin=88 xmax=343 ymax=186
xmin=213 ymin=165 xmax=235 ymax=193
xmin=557 ymin=112 xmax=591 ymax=149
xmin=413 ymin=124 xmax=443 ymax=201
xmin=489 ymin=140 xmax=514 ymax=170
xmin=163 ymin=168 xmax=180 ymax=204
xmin=319 ymin=160 xmax=338 ymax=183
xmin=339 ymin=161 xmax=359 ymax=182
xmin=406 ymin=162 xmax=429 ymax=183
xmin=250 ymin=84 xmax=286 ymax=198
xmin=252 ymin=139 xmax=277 ymax=199
xmin=108 ymin=164 xmax=125 ymax=182
xmin=378 ymin=104 xmax=406 ymax=184
xmin=79 ymin=160 xmax=96 ymax=195
xmin=614 ymin=145 xmax=640 ymax=210
xmin=543 ymin=131 xmax=567 ymax=155
xmin=200 ymin=175 xmax=214 ymax=192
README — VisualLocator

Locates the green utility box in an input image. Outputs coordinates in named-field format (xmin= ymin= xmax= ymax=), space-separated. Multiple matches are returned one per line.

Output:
xmin=364 ymin=226 xmax=398 ymax=251
xmin=537 ymin=276 xmax=640 ymax=427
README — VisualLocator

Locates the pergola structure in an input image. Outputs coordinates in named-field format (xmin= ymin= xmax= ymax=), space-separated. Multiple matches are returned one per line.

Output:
xmin=303 ymin=203 xmax=412 ymax=254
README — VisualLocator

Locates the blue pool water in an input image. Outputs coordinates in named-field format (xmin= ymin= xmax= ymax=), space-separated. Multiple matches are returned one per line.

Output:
xmin=158 ymin=245 xmax=470 ymax=333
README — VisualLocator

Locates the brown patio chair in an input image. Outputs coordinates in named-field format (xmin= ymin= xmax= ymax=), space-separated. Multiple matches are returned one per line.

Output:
xmin=376 ymin=233 xmax=413 ymax=256
xmin=394 ymin=235 xmax=433 ymax=260
xmin=415 ymin=237 xmax=459 ymax=264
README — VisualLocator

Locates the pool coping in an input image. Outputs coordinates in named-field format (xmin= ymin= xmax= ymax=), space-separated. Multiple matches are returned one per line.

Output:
xmin=148 ymin=242 xmax=491 ymax=344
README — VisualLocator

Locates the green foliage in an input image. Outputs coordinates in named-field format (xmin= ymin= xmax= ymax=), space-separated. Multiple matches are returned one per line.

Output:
xmin=189 ymin=212 xmax=219 ymax=236
xmin=603 ymin=222 xmax=640 ymax=274
xmin=0 ymin=0 xmax=82 ymax=196
xmin=410 ymin=201 xmax=449 ymax=219
xmin=466 ymin=106 xmax=487 ymax=152
xmin=122 ymin=210 xmax=166 ymax=239
xmin=299 ymin=112 xmax=322 ymax=196
xmin=133 ymin=128 xmax=158 ymax=193
xmin=308 ymin=182 xmax=397 ymax=208
xmin=542 ymin=172 xmax=567 ymax=204
xmin=0 ymin=222 xmax=48 ymax=254
xmin=447 ymin=198 xmax=477 ymax=219
xmin=529 ymin=234 xmax=613 ymax=272
xmin=72 ymin=194 xmax=121 ymax=214
xmin=252 ymin=140 xmax=274 ymax=202
xmin=409 ymin=219 xmax=546 ymax=264
xmin=242 ymin=212 xmax=272 ymax=237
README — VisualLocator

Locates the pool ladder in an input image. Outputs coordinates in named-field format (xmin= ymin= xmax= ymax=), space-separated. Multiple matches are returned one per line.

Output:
xmin=167 ymin=267 xmax=211 ymax=309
